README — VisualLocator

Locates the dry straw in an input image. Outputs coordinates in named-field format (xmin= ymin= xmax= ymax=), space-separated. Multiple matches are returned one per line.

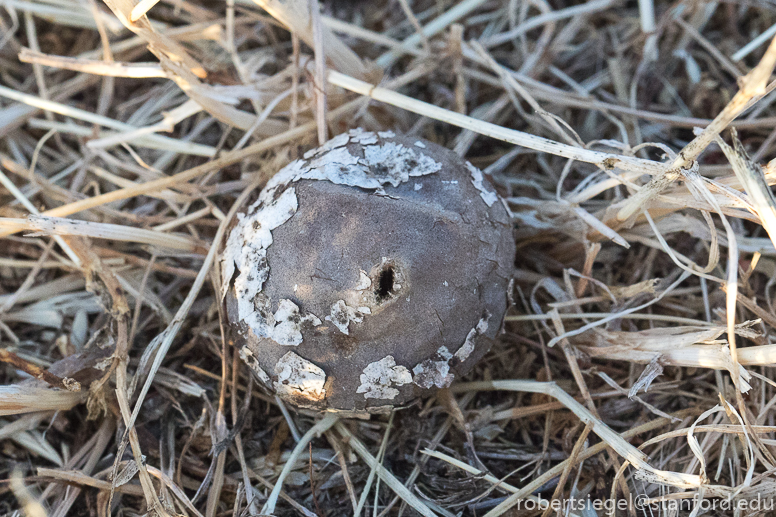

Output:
xmin=3 ymin=0 xmax=776 ymax=516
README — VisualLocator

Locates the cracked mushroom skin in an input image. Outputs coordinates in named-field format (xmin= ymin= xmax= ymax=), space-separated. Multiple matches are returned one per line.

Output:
xmin=221 ymin=129 xmax=514 ymax=413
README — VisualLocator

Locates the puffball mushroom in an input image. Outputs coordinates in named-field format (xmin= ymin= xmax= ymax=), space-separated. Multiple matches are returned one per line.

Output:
xmin=220 ymin=129 xmax=514 ymax=414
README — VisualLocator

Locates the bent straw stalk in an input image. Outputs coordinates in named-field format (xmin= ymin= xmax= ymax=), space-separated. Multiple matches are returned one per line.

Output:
xmin=327 ymin=70 xmax=663 ymax=175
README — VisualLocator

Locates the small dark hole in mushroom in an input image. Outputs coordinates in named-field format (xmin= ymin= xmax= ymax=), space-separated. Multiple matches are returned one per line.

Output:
xmin=375 ymin=266 xmax=395 ymax=301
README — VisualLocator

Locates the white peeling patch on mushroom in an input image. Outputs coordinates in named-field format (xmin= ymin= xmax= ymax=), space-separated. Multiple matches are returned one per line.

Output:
xmin=303 ymin=131 xmax=350 ymax=159
xmin=414 ymin=141 xmax=426 ymax=148
xmin=326 ymin=300 xmax=370 ymax=335
xmin=349 ymin=128 xmax=378 ymax=145
xmin=363 ymin=142 xmax=442 ymax=187
xmin=294 ymin=136 xmax=442 ymax=192
xmin=221 ymin=187 xmax=298 ymax=304
xmin=289 ymin=130 xmax=443 ymax=192
xmin=454 ymin=314 xmax=491 ymax=362
xmin=245 ymin=296 xmax=321 ymax=346
xmin=239 ymin=345 xmax=271 ymax=385
xmin=467 ymin=162 xmax=498 ymax=207
xmin=274 ymin=351 xmax=326 ymax=402
xmin=272 ymin=299 xmax=322 ymax=345
xmin=413 ymin=315 xmax=491 ymax=388
xmin=222 ymin=188 xmax=306 ymax=346
xmin=300 ymin=146 xmax=369 ymax=186
xmin=357 ymin=356 xmax=412 ymax=399
xmin=356 ymin=270 xmax=371 ymax=290
xmin=413 ymin=346 xmax=455 ymax=389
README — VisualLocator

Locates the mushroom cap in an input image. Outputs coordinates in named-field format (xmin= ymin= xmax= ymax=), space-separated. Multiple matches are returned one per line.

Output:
xmin=221 ymin=129 xmax=514 ymax=414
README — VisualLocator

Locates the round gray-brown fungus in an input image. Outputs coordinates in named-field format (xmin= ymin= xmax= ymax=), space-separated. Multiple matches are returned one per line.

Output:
xmin=220 ymin=129 xmax=514 ymax=414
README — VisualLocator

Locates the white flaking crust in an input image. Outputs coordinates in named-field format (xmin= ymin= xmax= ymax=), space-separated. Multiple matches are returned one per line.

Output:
xmin=239 ymin=345 xmax=271 ymax=385
xmin=221 ymin=189 xmax=324 ymax=344
xmin=356 ymin=270 xmax=371 ymax=290
xmin=274 ymin=351 xmax=326 ymax=401
xmin=350 ymin=130 xmax=378 ymax=145
xmin=467 ymin=162 xmax=498 ymax=207
xmin=221 ymin=187 xmax=297 ymax=304
xmin=267 ymin=299 xmax=322 ymax=346
xmin=412 ymin=346 xmax=454 ymax=389
xmin=413 ymin=314 xmax=491 ymax=388
xmin=363 ymin=142 xmax=442 ymax=187
xmin=357 ymin=356 xmax=412 ymax=399
xmin=326 ymin=300 xmax=371 ymax=335
xmin=303 ymin=132 xmax=350 ymax=159
xmin=222 ymin=129 xmax=443 ymax=348
xmin=455 ymin=314 xmax=491 ymax=362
